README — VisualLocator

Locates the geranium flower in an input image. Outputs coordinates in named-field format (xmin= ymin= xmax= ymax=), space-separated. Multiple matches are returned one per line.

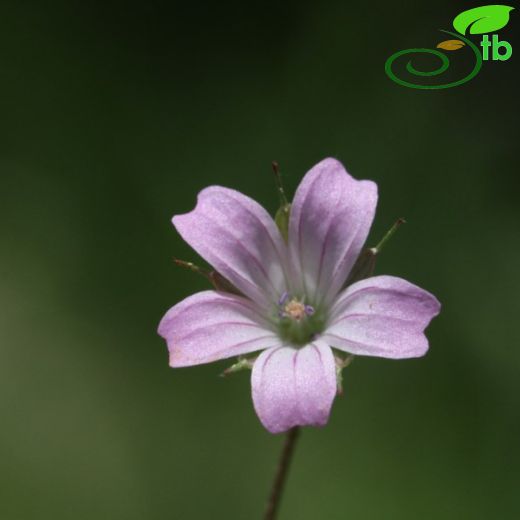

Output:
xmin=158 ymin=158 xmax=440 ymax=433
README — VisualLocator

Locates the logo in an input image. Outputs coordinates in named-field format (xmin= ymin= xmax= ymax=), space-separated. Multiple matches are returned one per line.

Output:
xmin=385 ymin=5 xmax=514 ymax=89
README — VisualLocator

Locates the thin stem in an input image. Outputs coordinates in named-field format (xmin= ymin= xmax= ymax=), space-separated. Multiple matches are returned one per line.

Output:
xmin=264 ymin=427 xmax=300 ymax=520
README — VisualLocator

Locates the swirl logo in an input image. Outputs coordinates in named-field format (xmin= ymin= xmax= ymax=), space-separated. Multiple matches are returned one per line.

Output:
xmin=385 ymin=5 xmax=514 ymax=90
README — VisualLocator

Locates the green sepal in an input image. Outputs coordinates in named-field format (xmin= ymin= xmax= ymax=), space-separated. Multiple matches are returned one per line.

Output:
xmin=209 ymin=271 xmax=243 ymax=296
xmin=275 ymin=203 xmax=291 ymax=242
xmin=173 ymin=258 xmax=242 ymax=296
xmin=343 ymin=218 xmax=406 ymax=288
xmin=220 ymin=356 xmax=255 ymax=377
xmin=344 ymin=247 xmax=377 ymax=286
xmin=334 ymin=353 xmax=354 ymax=395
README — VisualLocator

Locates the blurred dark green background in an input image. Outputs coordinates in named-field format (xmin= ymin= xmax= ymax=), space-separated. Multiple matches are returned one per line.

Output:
xmin=1 ymin=1 xmax=519 ymax=518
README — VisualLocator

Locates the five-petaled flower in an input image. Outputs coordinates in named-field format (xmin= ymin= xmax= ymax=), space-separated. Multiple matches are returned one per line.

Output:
xmin=158 ymin=158 xmax=441 ymax=433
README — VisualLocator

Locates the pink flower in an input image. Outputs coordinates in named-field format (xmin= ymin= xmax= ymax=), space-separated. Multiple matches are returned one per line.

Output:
xmin=158 ymin=158 xmax=440 ymax=434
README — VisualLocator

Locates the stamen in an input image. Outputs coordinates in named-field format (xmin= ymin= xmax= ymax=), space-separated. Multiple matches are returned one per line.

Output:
xmin=278 ymin=292 xmax=289 ymax=306
xmin=276 ymin=293 xmax=325 ymax=346
xmin=279 ymin=295 xmax=309 ymax=321
xmin=305 ymin=305 xmax=315 ymax=316
xmin=285 ymin=300 xmax=306 ymax=321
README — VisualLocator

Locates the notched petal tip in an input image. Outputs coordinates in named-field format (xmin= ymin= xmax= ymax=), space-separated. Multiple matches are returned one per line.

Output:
xmin=325 ymin=276 xmax=441 ymax=360
xmin=171 ymin=185 xmax=290 ymax=308
xmin=314 ymin=156 xmax=347 ymax=173
xmin=289 ymin=157 xmax=379 ymax=304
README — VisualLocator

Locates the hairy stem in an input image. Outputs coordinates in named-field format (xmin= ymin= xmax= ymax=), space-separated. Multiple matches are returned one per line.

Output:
xmin=264 ymin=427 xmax=300 ymax=520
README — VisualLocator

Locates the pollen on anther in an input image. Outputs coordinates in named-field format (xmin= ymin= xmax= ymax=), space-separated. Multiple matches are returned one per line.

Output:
xmin=283 ymin=298 xmax=307 ymax=321
xmin=305 ymin=305 xmax=315 ymax=316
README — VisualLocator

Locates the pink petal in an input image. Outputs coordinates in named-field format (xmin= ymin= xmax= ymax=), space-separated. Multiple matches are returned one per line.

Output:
xmin=251 ymin=342 xmax=337 ymax=434
xmin=323 ymin=276 xmax=441 ymax=359
xmin=158 ymin=291 xmax=282 ymax=367
xmin=289 ymin=158 xmax=378 ymax=305
xmin=173 ymin=187 xmax=290 ymax=309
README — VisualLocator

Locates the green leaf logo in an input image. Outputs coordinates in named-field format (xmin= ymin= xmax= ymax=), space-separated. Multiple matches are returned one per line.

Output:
xmin=453 ymin=5 xmax=514 ymax=35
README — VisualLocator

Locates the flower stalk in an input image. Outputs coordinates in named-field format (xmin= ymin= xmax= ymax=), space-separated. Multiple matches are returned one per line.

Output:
xmin=264 ymin=427 xmax=300 ymax=520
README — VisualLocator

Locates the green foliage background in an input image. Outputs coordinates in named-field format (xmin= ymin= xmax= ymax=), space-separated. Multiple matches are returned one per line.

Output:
xmin=1 ymin=1 xmax=518 ymax=518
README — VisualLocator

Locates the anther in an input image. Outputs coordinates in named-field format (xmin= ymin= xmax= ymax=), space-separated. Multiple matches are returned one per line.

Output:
xmin=278 ymin=292 xmax=289 ymax=306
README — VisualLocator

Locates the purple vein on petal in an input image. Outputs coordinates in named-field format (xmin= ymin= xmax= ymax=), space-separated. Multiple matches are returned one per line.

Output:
xmin=294 ymin=170 xmax=323 ymax=297
xmin=171 ymin=295 xmax=272 ymax=328
xmin=259 ymin=346 xmax=285 ymax=391
xmin=176 ymin=321 xmax=276 ymax=343
xmin=314 ymin=191 xmax=346 ymax=297
xmin=310 ymin=343 xmax=323 ymax=364
xmin=229 ymin=196 xmax=291 ymax=288
xmin=197 ymin=212 xmax=279 ymax=297
xmin=321 ymin=217 xmax=366 ymax=305
xmin=328 ymin=312 xmax=419 ymax=328
xmin=174 ymin=334 xmax=279 ymax=365
xmin=293 ymin=348 xmax=300 ymax=419
xmin=322 ymin=332 xmax=397 ymax=355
